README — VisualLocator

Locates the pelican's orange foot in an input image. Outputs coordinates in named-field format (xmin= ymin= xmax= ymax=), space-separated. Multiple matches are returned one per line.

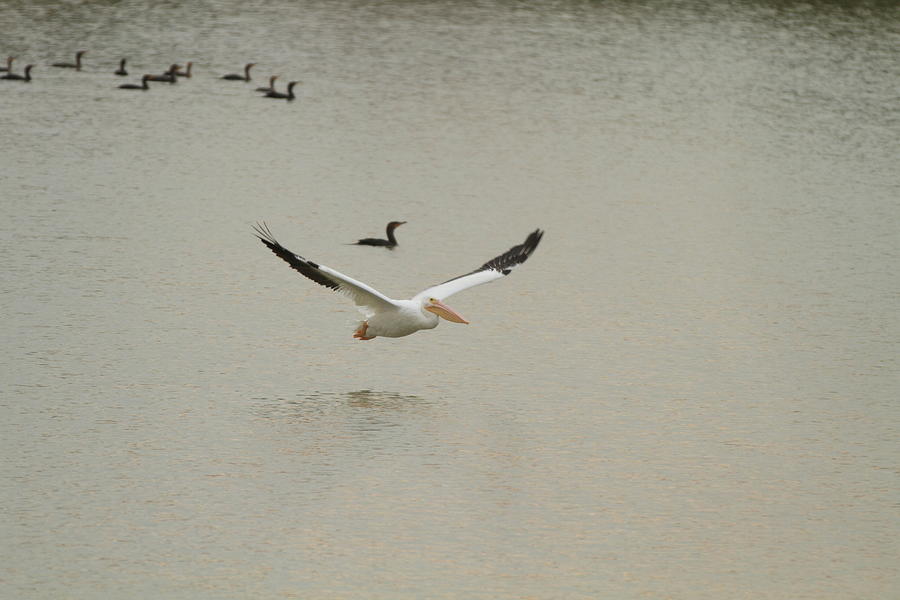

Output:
xmin=353 ymin=322 xmax=375 ymax=341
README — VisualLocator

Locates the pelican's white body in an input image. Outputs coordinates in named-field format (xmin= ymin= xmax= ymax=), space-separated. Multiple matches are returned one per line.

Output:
xmin=361 ymin=300 xmax=439 ymax=338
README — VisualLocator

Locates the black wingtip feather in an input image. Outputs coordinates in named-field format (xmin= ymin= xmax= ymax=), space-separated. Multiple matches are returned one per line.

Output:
xmin=252 ymin=222 xmax=340 ymax=291
xmin=436 ymin=228 xmax=545 ymax=286
xmin=481 ymin=228 xmax=544 ymax=275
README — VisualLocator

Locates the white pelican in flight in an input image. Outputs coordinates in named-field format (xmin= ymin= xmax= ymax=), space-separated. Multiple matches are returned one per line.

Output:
xmin=253 ymin=223 xmax=544 ymax=340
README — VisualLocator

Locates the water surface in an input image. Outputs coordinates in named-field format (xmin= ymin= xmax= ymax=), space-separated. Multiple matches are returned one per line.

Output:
xmin=2 ymin=1 xmax=898 ymax=598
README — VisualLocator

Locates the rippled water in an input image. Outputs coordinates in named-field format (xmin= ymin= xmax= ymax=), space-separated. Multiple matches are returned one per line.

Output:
xmin=2 ymin=1 xmax=898 ymax=598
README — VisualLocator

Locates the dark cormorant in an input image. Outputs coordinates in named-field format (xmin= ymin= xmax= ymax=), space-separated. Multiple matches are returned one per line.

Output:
xmin=1 ymin=64 xmax=33 ymax=82
xmin=353 ymin=221 xmax=407 ymax=248
xmin=118 ymin=74 xmax=150 ymax=90
xmin=222 ymin=63 xmax=255 ymax=81
xmin=52 ymin=50 xmax=86 ymax=70
xmin=174 ymin=62 xmax=192 ymax=78
xmin=255 ymin=75 xmax=278 ymax=93
xmin=264 ymin=80 xmax=299 ymax=101
xmin=146 ymin=64 xmax=178 ymax=83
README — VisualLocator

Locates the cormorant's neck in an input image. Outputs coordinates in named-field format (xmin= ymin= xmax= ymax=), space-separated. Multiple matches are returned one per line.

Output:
xmin=386 ymin=227 xmax=398 ymax=245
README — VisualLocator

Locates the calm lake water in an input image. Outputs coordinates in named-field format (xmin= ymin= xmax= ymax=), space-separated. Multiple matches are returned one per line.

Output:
xmin=2 ymin=1 xmax=898 ymax=598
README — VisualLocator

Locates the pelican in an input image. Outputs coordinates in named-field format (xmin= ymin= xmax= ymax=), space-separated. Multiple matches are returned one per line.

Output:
xmin=253 ymin=223 xmax=544 ymax=340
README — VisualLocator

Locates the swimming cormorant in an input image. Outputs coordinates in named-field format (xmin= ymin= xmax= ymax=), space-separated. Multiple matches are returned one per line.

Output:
xmin=255 ymin=75 xmax=278 ymax=93
xmin=146 ymin=64 xmax=178 ymax=83
xmin=118 ymin=74 xmax=151 ymax=90
xmin=353 ymin=221 xmax=407 ymax=248
xmin=222 ymin=63 xmax=255 ymax=81
xmin=174 ymin=62 xmax=192 ymax=78
xmin=1 ymin=64 xmax=33 ymax=82
xmin=52 ymin=50 xmax=86 ymax=70
xmin=264 ymin=80 xmax=299 ymax=101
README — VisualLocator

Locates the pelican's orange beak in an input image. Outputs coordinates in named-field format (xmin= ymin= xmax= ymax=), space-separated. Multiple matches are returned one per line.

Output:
xmin=425 ymin=299 xmax=469 ymax=324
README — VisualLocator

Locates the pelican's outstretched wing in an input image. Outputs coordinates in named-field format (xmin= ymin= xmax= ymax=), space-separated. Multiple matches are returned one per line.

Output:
xmin=253 ymin=223 xmax=399 ymax=314
xmin=414 ymin=229 xmax=544 ymax=302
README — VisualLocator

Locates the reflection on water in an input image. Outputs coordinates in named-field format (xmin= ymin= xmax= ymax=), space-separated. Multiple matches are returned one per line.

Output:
xmin=248 ymin=390 xmax=443 ymax=471
xmin=2 ymin=0 xmax=899 ymax=598
xmin=344 ymin=389 xmax=422 ymax=407
xmin=253 ymin=389 xmax=433 ymax=426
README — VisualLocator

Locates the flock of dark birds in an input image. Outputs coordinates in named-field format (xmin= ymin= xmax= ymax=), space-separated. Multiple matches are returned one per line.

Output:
xmin=0 ymin=51 xmax=300 ymax=100
xmin=3 ymin=51 xmax=408 ymax=247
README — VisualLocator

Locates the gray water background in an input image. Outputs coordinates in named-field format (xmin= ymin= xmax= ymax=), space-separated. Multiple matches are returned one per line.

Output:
xmin=1 ymin=1 xmax=898 ymax=598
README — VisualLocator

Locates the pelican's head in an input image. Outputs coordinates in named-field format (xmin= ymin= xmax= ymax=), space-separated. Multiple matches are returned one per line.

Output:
xmin=423 ymin=297 xmax=469 ymax=324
